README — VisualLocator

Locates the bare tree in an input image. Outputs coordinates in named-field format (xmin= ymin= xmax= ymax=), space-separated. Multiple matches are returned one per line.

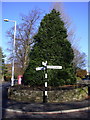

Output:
xmin=72 ymin=48 xmax=86 ymax=70
xmin=7 ymin=9 xmax=42 ymax=75
xmin=50 ymin=2 xmax=86 ymax=70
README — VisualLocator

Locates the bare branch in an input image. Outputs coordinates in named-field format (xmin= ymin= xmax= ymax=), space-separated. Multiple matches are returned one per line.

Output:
xmin=6 ymin=9 xmax=42 ymax=75
xmin=50 ymin=2 xmax=86 ymax=70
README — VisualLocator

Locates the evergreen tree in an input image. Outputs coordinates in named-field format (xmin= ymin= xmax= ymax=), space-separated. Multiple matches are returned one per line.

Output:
xmin=0 ymin=47 xmax=7 ymax=81
xmin=23 ymin=9 xmax=76 ymax=86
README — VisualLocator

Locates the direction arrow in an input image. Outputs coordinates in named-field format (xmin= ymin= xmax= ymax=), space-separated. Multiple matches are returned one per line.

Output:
xmin=47 ymin=66 xmax=62 ymax=69
xmin=36 ymin=67 xmax=46 ymax=71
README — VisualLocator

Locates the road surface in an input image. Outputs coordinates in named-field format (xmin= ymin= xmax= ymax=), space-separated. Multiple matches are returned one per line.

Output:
xmin=0 ymin=82 xmax=10 ymax=119
xmin=1 ymin=82 xmax=90 ymax=119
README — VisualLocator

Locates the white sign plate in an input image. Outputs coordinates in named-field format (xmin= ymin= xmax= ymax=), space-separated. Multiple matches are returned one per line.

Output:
xmin=36 ymin=67 xmax=45 ymax=71
xmin=47 ymin=66 xmax=62 ymax=69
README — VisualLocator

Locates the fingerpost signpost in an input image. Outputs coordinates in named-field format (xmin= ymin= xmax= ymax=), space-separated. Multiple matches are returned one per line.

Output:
xmin=36 ymin=61 xmax=62 ymax=103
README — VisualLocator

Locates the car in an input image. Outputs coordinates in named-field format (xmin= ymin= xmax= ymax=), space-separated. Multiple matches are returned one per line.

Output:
xmin=14 ymin=79 xmax=18 ymax=84
xmin=82 ymin=75 xmax=90 ymax=80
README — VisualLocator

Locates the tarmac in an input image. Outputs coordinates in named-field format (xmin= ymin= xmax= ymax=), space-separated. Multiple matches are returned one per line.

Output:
xmin=2 ymin=98 xmax=90 ymax=119
xmin=1 ymin=83 xmax=90 ymax=119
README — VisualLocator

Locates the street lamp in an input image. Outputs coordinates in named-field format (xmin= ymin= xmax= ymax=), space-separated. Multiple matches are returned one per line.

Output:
xmin=4 ymin=19 xmax=16 ymax=86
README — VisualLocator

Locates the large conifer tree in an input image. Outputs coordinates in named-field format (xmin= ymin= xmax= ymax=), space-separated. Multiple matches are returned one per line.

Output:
xmin=23 ymin=9 xmax=76 ymax=86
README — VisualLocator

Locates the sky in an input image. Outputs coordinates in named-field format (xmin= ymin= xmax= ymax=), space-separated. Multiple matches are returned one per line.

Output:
xmin=1 ymin=2 xmax=88 ymax=69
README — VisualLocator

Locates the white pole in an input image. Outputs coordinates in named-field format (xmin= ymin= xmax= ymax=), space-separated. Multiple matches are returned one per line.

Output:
xmin=11 ymin=21 xmax=16 ymax=86
xmin=4 ymin=19 xmax=16 ymax=86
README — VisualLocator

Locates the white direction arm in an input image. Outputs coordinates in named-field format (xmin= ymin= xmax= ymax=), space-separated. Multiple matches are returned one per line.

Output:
xmin=47 ymin=66 xmax=62 ymax=69
xmin=36 ymin=67 xmax=46 ymax=71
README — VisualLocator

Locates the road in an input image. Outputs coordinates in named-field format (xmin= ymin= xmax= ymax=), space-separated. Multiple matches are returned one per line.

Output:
xmin=1 ymin=82 xmax=11 ymax=87
xmin=1 ymin=82 xmax=90 ymax=119
xmin=2 ymin=98 xmax=90 ymax=119
xmin=3 ymin=109 xmax=90 ymax=119
xmin=0 ymin=83 xmax=2 ymax=120
xmin=0 ymin=82 xmax=11 ymax=120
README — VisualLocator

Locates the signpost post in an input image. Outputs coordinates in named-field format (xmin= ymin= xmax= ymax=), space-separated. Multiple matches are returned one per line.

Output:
xmin=36 ymin=61 xmax=62 ymax=103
